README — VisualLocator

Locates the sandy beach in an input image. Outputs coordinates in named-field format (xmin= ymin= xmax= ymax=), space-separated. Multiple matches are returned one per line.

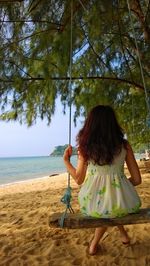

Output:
xmin=0 ymin=161 xmax=150 ymax=266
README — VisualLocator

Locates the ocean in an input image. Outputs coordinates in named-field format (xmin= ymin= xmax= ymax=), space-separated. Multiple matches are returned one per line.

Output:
xmin=0 ymin=153 xmax=143 ymax=186
xmin=0 ymin=156 xmax=77 ymax=186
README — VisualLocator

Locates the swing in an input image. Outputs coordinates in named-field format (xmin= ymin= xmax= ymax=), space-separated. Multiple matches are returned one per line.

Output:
xmin=49 ymin=208 xmax=150 ymax=229
xmin=49 ymin=0 xmax=150 ymax=229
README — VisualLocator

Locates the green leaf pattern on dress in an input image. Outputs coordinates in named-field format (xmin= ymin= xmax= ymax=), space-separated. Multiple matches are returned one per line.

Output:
xmin=97 ymin=186 xmax=106 ymax=195
xmin=111 ymin=178 xmax=121 ymax=188
xmin=80 ymin=193 xmax=92 ymax=214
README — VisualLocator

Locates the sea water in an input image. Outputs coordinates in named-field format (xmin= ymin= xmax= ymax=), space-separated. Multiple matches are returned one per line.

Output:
xmin=0 ymin=153 xmax=143 ymax=186
xmin=0 ymin=156 xmax=77 ymax=185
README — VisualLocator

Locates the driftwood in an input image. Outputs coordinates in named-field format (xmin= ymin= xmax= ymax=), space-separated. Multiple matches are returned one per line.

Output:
xmin=49 ymin=208 xmax=150 ymax=229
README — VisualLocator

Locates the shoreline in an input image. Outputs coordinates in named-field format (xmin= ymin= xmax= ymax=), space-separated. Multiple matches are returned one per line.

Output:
xmin=0 ymin=175 xmax=50 ymax=188
xmin=0 ymin=172 xmax=62 ymax=188
xmin=0 ymin=172 xmax=70 ymax=196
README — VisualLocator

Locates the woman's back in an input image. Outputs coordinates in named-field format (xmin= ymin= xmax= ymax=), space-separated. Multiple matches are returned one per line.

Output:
xmin=87 ymin=147 xmax=126 ymax=176
xmin=78 ymin=147 xmax=141 ymax=218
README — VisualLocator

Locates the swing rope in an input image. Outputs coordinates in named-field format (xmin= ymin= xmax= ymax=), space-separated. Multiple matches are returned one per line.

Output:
xmin=126 ymin=0 xmax=150 ymax=127
xmin=59 ymin=0 xmax=74 ymax=228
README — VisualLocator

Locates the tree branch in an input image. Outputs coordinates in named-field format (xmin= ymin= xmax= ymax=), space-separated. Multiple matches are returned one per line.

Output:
xmin=0 ymin=76 xmax=144 ymax=90
xmin=0 ymin=20 xmax=64 ymax=27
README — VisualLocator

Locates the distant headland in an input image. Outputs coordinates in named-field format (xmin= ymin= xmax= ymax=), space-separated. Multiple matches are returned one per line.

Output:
xmin=50 ymin=145 xmax=77 ymax=156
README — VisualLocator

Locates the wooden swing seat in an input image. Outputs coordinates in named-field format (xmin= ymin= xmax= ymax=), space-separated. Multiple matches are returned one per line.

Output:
xmin=49 ymin=208 xmax=150 ymax=229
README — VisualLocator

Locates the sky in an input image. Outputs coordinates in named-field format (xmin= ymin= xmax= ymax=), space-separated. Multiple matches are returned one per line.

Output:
xmin=0 ymin=99 xmax=83 ymax=158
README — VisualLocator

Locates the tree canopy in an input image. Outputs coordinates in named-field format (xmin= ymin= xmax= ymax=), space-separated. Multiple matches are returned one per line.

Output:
xmin=0 ymin=0 xmax=150 ymax=149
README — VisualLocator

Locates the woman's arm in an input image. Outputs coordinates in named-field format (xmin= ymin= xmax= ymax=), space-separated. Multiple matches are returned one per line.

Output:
xmin=125 ymin=143 xmax=142 ymax=186
xmin=63 ymin=145 xmax=87 ymax=185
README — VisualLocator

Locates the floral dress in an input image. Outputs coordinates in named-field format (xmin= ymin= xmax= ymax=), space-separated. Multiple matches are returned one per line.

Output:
xmin=78 ymin=147 xmax=141 ymax=218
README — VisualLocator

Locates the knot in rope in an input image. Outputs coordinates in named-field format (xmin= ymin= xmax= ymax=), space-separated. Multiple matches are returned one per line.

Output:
xmin=59 ymin=186 xmax=74 ymax=228
xmin=61 ymin=186 xmax=72 ymax=209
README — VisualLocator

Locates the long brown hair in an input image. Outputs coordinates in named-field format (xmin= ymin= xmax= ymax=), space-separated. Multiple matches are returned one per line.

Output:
xmin=76 ymin=105 xmax=126 ymax=165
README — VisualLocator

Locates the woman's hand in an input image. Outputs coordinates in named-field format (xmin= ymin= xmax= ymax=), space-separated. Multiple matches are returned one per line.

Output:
xmin=63 ymin=145 xmax=87 ymax=185
xmin=63 ymin=145 xmax=72 ymax=162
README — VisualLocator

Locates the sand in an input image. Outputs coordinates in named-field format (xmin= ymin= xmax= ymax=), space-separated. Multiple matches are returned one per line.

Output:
xmin=0 ymin=161 xmax=150 ymax=266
